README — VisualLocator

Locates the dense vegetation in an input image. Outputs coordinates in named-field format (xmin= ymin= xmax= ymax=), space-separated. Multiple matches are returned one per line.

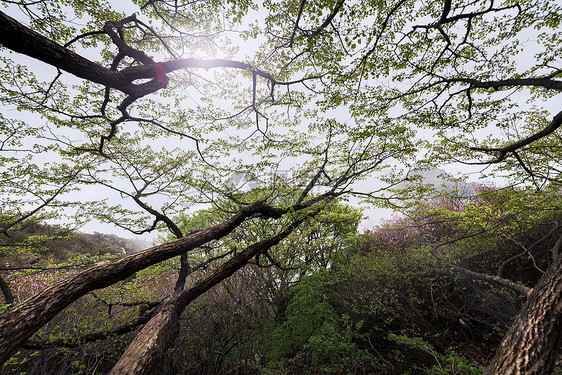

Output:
xmin=2 ymin=185 xmax=560 ymax=374
xmin=1 ymin=0 xmax=561 ymax=373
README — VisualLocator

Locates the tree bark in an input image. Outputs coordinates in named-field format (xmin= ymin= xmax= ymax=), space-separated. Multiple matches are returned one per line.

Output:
xmin=0 ymin=11 xmax=129 ymax=91
xmin=483 ymin=253 xmax=562 ymax=375
xmin=0 ymin=201 xmax=283 ymax=364
xmin=109 ymin=218 xmax=307 ymax=375
xmin=0 ymin=11 xmax=278 ymax=99
xmin=0 ymin=274 xmax=15 ymax=306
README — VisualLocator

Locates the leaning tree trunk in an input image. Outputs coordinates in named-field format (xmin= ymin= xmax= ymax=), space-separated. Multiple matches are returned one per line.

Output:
xmin=0 ymin=274 xmax=15 ymax=306
xmin=0 ymin=202 xmax=284 ymax=364
xmin=109 ymin=218 xmax=306 ymax=375
xmin=483 ymin=253 xmax=562 ymax=374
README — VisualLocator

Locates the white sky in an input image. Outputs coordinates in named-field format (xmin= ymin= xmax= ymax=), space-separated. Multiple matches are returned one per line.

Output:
xmin=1 ymin=1 xmax=560 ymax=244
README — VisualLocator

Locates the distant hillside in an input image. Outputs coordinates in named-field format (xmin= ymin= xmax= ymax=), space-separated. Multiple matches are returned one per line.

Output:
xmin=1 ymin=220 xmax=150 ymax=265
xmin=50 ymin=232 xmax=150 ymax=256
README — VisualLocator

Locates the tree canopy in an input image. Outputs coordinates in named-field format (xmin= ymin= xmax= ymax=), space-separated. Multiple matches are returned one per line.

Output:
xmin=0 ymin=0 xmax=561 ymax=373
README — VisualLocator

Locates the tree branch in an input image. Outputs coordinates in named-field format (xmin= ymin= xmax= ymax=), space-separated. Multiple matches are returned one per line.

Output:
xmin=471 ymin=109 xmax=562 ymax=163
xmin=109 ymin=210 xmax=318 ymax=375
xmin=0 ymin=275 xmax=15 ymax=307
xmin=430 ymin=246 xmax=532 ymax=296
xmin=0 ymin=201 xmax=286 ymax=363
xmin=309 ymin=0 xmax=345 ymax=38
xmin=22 ymin=303 xmax=158 ymax=349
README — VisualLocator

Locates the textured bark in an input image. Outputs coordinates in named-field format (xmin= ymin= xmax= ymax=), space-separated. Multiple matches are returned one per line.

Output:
xmin=109 ymin=302 xmax=181 ymax=375
xmin=0 ymin=274 xmax=15 ymax=306
xmin=109 ymin=220 xmax=305 ymax=375
xmin=0 ymin=11 xmax=278 ymax=99
xmin=483 ymin=254 xmax=562 ymax=375
xmin=0 ymin=202 xmax=283 ymax=364
xmin=174 ymin=252 xmax=190 ymax=293
xmin=0 ymin=11 xmax=129 ymax=92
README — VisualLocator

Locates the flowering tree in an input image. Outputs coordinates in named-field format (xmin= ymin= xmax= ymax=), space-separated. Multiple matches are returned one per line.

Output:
xmin=366 ymin=184 xmax=562 ymax=373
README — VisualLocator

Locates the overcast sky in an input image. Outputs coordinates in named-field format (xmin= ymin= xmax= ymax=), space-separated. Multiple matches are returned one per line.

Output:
xmin=2 ymin=1 xmax=560 ymax=244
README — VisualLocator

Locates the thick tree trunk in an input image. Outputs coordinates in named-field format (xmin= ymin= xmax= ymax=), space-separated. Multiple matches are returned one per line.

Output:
xmin=109 ymin=220 xmax=305 ymax=375
xmin=0 ymin=11 xmax=128 ymax=91
xmin=483 ymin=253 xmax=562 ymax=375
xmin=0 ymin=202 xmax=283 ymax=364
xmin=0 ymin=11 xmax=277 ymax=99
xmin=0 ymin=274 xmax=15 ymax=306
xmin=109 ymin=302 xmax=181 ymax=375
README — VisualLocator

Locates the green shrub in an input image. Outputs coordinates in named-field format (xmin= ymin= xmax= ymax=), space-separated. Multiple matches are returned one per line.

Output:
xmin=264 ymin=271 xmax=381 ymax=374
xmin=388 ymin=333 xmax=483 ymax=374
